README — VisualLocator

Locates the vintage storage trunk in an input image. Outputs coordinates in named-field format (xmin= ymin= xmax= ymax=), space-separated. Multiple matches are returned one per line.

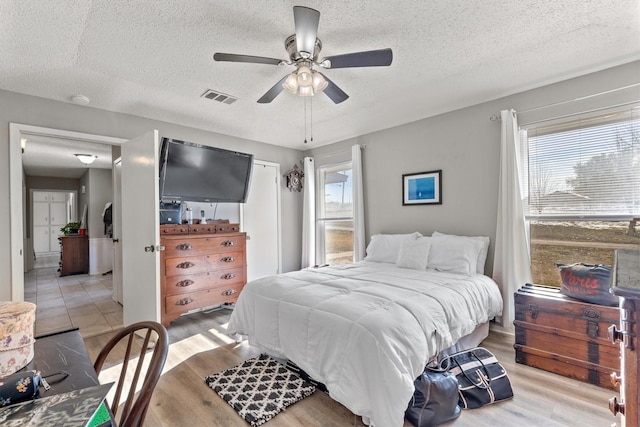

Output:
xmin=514 ymin=283 xmax=621 ymax=390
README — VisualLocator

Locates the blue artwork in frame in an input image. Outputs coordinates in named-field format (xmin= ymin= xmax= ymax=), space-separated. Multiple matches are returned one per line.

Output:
xmin=402 ymin=170 xmax=442 ymax=205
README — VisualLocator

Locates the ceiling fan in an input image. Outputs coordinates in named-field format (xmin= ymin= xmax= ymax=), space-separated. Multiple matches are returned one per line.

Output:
xmin=213 ymin=6 xmax=393 ymax=104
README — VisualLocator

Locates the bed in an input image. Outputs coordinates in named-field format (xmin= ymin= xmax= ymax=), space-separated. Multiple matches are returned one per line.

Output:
xmin=226 ymin=232 xmax=503 ymax=427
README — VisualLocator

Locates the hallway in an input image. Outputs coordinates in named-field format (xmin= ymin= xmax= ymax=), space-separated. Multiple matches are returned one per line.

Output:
xmin=24 ymin=267 xmax=123 ymax=338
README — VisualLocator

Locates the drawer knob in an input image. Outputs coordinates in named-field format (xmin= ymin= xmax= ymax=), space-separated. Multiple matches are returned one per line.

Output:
xmin=609 ymin=396 xmax=625 ymax=416
xmin=221 ymin=273 xmax=235 ymax=280
xmin=175 ymin=297 xmax=194 ymax=306
xmin=175 ymin=280 xmax=194 ymax=287
xmin=221 ymin=240 xmax=235 ymax=247
xmin=610 ymin=372 xmax=621 ymax=388
xmin=608 ymin=324 xmax=624 ymax=344
xmin=176 ymin=261 xmax=195 ymax=269
xmin=221 ymin=256 xmax=235 ymax=263
xmin=223 ymin=289 xmax=237 ymax=296
xmin=176 ymin=243 xmax=192 ymax=250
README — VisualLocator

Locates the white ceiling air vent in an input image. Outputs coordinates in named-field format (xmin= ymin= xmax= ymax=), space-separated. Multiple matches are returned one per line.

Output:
xmin=201 ymin=89 xmax=238 ymax=104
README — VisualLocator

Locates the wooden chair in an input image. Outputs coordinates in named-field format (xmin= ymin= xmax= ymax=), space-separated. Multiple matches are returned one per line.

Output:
xmin=93 ymin=321 xmax=169 ymax=427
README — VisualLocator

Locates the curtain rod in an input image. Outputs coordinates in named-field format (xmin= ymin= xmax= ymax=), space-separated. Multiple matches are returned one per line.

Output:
xmin=517 ymin=83 xmax=640 ymax=115
xmin=489 ymin=82 xmax=640 ymax=121
xmin=518 ymin=100 xmax=639 ymax=127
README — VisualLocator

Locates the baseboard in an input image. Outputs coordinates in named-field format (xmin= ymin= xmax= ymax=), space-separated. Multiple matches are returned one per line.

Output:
xmin=489 ymin=322 xmax=515 ymax=338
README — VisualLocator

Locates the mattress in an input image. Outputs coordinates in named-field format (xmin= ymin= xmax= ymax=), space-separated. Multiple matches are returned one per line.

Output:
xmin=227 ymin=261 xmax=503 ymax=427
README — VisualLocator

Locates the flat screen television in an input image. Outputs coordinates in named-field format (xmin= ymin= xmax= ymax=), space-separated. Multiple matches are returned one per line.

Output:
xmin=159 ymin=138 xmax=254 ymax=203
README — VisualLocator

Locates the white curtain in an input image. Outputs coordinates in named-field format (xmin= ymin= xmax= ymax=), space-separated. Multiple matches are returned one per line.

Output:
xmin=301 ymin=157 xmax=316 ymax=268
xmin=352 ymin=144 xmax=365 ymax=262
xmin=493 ymin=109 xmax=532 ymax=327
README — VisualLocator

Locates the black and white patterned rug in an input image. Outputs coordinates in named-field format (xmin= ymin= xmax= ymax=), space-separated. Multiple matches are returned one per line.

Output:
xmin=204 ymin=354 xmax=316 ymax=427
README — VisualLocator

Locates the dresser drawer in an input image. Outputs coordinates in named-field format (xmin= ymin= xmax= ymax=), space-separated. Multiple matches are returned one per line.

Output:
xmin=164 ymin=283 xmax=244 ymax=316
xmin=164 ymin=251 xmax=244 ymax=277
xmin=162 ymin=234 xmax=245 ymax=258
xmin=188 ymin=224 xmax=218 ymax=234
xmin=163 ymin=267 xmax=245 ymax=296
xmin=160 ymin=224 xmax=190 ymax=235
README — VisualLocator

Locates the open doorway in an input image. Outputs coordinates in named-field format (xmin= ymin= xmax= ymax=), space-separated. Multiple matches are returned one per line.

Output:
xmin=10 ymin=123 xmax=127 ymax=336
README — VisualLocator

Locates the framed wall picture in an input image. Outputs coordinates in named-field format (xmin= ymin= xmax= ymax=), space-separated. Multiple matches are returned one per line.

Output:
xmin=402 ymin=170 xmax=442 ymax=205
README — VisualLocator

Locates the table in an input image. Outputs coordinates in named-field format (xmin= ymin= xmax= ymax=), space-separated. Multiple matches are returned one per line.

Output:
xmin=15 ymin=328 xmax=114 ymax=426
xmin=25 ymin=328 xmax=101 ymax=395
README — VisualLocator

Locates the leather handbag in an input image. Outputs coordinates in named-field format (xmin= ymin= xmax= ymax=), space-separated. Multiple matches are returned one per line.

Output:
xmin=447 ymin=347 xmax=513 ymax=409
xmin=405 ymin=359 xmax=461 ymax=427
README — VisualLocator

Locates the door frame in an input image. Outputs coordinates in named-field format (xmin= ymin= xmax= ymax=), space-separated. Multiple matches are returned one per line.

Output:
xmin=112 ymin=157 xmax=123 ymax=304
xmin=9 ymin=123 xmax=127 ymax=301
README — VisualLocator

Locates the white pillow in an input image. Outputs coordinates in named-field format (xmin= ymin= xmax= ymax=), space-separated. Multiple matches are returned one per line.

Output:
xmin=432 ymin=231 xmax=490 ymax=274
xmin=365 ymin=232 xmax=423 ymax=263
xmin=427 ymin=235 xmax=484 ymax=274
xmin=396 ymin=237 xmax=432 ymax=270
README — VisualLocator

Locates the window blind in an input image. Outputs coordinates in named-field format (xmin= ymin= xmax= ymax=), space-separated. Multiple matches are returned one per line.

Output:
xmin=520 ymin=105 xmax=640 ymax=219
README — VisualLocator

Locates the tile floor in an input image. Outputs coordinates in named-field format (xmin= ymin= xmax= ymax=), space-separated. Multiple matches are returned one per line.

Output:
xmin=24 ymin=267 xmax=123 ymax=338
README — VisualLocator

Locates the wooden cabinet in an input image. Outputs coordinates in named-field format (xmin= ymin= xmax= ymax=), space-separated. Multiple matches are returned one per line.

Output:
xmin=609 ymin=249 xmax=640 ymax=426
xmin=609 ymin=290 xmax=639 ymax=426
xmin=160 ymin=230 xmax=246 ymax=327
xmin=59 ymin=235 xmax=89 ymax=276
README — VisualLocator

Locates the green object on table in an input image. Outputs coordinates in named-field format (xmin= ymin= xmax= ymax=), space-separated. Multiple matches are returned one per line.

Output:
xmin=87 ymin=400 xmax=111 ymax=427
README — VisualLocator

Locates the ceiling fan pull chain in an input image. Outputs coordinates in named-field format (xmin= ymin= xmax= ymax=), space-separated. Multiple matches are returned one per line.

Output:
xmin=304 ymin=97 xmax=308 ymax=144
xmin=310 ymin=97 xmax=313 ymax=143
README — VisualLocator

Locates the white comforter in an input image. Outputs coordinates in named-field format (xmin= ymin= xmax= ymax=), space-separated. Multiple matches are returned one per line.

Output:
xmin=227 ymin=261 xmax=503 ymax=427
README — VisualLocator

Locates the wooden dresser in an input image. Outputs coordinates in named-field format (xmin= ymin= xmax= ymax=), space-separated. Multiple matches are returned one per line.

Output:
xmin=160 ymin=224 xmax=246 ymax=327
xmin=59 ymin=235 xmax=89 ymax=276
xmin=608 ymin=249 xmax=640 ymax=426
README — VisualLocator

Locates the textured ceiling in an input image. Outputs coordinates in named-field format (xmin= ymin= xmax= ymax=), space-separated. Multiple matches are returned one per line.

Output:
xmin=2 ymin=0 xmax=639 ymax=171
xmin=21 ymin=136 xmax=113 ymax=179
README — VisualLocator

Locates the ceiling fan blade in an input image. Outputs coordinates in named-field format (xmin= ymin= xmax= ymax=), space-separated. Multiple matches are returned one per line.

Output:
xmin=213 ymin=53 xmax=284 ymax=66
xmin=257 ymin=75 xmax=288 ymax=103
xmin=318 ymin=73 xmax=349 ymax=104
xmin=322 ymin=48 xmax=393 ymax=69
xmin=293 ymin=6 xmax=320 ymax=58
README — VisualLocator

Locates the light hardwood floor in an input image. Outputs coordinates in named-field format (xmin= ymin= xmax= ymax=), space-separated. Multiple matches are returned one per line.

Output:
xmin=82 ymin=309 xmax=620 ymax=427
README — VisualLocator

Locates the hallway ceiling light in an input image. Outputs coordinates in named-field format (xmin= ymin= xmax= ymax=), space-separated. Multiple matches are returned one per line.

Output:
xmin=75 ymin=154 xmax=98 ymax=165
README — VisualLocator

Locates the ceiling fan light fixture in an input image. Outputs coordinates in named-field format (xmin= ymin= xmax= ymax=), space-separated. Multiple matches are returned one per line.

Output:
xmin=297 ymin=66 xmax=313 ymax=87
xmin=298 ymin=85 xmax=314 ymax=97
xmin=311 ymin=72 xmax=328 ymax=92
xmin=283 ymin=73 xmax=299 ymax=94
xmin=75 ymin=154 xmax=98 ymax=165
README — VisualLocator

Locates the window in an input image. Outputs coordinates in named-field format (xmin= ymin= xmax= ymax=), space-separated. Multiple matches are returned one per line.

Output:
xmin=316 ymin=162 xmax=353 ymax=265
xmin=519 ymin=106 xmax=640 ymax=286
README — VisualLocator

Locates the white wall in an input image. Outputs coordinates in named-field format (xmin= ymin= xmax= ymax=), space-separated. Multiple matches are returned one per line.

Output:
xmin=82 ymin=169 xmax=112 ymax=238
xmin=0 ymin=92 xmax=304 ymax=300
